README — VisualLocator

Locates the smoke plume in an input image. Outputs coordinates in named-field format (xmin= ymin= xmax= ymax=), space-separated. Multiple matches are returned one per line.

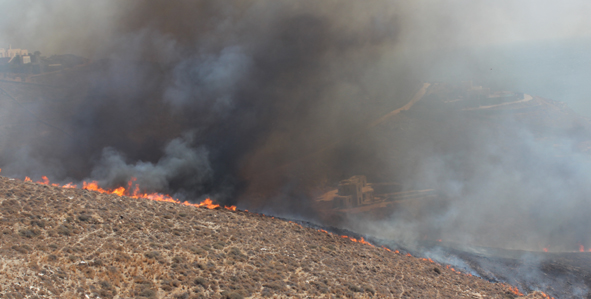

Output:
xmin=2 ymin=0 xmax=591 ymax=264
xmin=0 ymin=0 xmax=413 ymax=212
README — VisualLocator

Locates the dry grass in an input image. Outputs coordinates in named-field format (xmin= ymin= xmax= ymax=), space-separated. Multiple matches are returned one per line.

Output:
xmin=0 ymin=176 xmax=540 ymax=298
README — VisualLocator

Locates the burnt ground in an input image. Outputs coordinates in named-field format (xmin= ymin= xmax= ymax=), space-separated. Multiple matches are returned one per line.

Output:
xmin=424 ymin=244 xmax=591 ymax=299
xmin=0 ymin=176 xmax=554 ymax=299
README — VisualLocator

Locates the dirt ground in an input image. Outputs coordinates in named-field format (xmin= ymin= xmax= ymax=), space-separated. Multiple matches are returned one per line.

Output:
xmin=0 ymin=176 xmax=552 ymax=298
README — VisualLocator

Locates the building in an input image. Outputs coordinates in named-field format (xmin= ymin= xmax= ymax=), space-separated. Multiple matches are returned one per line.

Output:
xmin=0 ymin=45 xmax=28 ymax=59
xmin=333 ymin=175 xmax=375 ymax=208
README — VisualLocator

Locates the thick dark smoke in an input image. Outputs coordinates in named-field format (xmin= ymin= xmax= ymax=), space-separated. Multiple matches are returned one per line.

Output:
xmin=3 ymin=0 xmax=591 ymax=265
xmin=0 ymin=1 xmax=414 ymax=215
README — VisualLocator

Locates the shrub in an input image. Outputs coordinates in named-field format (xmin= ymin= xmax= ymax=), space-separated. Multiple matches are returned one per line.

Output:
xmin=18 ymin=229 xmax=40 ymax=238
xmin=145 ymin=251 xmax=160 ymax=259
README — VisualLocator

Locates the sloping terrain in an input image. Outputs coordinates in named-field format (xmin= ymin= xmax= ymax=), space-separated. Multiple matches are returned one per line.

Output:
xmin=0 ymin=176 xmax=551 ymax=298
xmin=444 ymin=246 xmax=591 ymax=299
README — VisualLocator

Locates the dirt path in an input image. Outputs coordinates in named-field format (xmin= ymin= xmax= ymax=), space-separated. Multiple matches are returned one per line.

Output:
xmin=462 ymin=93 xmax=534 ymax=111
xmin=368 ymin=82 xmax=431 ymax=128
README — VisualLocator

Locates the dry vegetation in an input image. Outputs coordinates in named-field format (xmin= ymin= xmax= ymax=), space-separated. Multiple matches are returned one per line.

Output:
xmin=0 ymin=176 xmax=551 ymax=298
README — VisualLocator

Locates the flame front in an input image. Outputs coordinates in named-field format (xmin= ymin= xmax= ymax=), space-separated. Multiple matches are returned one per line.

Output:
xmin=196 ymin=198 xmax=220 ymax=209
xmin=18 ymin=174 xmax=235 ymax=211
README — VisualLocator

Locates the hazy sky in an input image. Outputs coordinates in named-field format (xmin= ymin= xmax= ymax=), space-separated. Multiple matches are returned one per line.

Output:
xmin=1 ymin=1 xmax=591 ymax=54
xmin=2 ymin=1 xmax=591 ymax=111
xmin=401 ymin=0 xmax=591 ymax=49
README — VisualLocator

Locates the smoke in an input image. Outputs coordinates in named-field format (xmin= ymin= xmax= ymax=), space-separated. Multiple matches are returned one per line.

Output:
xmin=89 ymin=135 xmax=213 ymax=200
xmin=2 ymin=1 xmax=591 ymax=296
xmin=0 ymin=0 xmax=414 ymax=211
xmin=2 ymin=0 xmax=591 ymax=258
xmin=345 ymin=103 xmax=591 ymax=250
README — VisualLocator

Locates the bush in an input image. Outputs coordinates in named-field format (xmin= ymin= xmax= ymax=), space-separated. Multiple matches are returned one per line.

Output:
xmin=138 ymin=289 xmax=156 ymax=298
xmin=144 ymin=251 xmax=160 ymax=259
xmin=18 ymin=229 xmax=40 ymax=238
xmin=12 ymin=245 xmax=30 ymax=254
xmin=194 ymin=277 xmax=208 ymax=287
xmin=57 ymin=225 xmax=72 ymax=236
xmin=221 ymin=291 xmax=244 ymax=299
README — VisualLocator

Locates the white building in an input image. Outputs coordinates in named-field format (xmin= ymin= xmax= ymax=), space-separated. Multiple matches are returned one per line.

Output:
xmin=0 ymin=45 xmax=28 ymax=58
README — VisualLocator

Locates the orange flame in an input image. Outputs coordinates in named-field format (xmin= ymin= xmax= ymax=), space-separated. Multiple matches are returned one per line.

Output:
xmin=18 ymin=175 xmax=232 ymax=213
xmin=37 ymin=176 xmax=50 ymax=185
xmin=506 ymin=286 xmax=523 ymax=296
xmin=358 ymin=237 xmax=374 ymax=247
xmin=288 ymin=221 xmax=303 ymax=228
xmin=538 ymin=292 xmax=555 ymax=299
xmin=195 ymin=198 xmax=220 ymax=209
xmin=78 ymin=178 xmax=227 ymax=210
xmin=62 ymin=182 xmax=77 ymax=189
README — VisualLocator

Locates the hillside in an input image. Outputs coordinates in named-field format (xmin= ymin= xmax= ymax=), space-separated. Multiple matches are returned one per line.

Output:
xmin=0 ymin=176 xmax=552 ymax=298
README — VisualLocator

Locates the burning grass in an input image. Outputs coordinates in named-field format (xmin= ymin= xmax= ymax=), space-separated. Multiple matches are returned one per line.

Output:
xmin=21 ymin=173 xmax=233 ymax=211
xmin=0 ymin=175 xmax=549 ymax=298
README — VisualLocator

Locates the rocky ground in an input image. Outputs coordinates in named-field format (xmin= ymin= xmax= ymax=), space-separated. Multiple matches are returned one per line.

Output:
xmin=0 ymin=176 xmax=554 ymax=298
